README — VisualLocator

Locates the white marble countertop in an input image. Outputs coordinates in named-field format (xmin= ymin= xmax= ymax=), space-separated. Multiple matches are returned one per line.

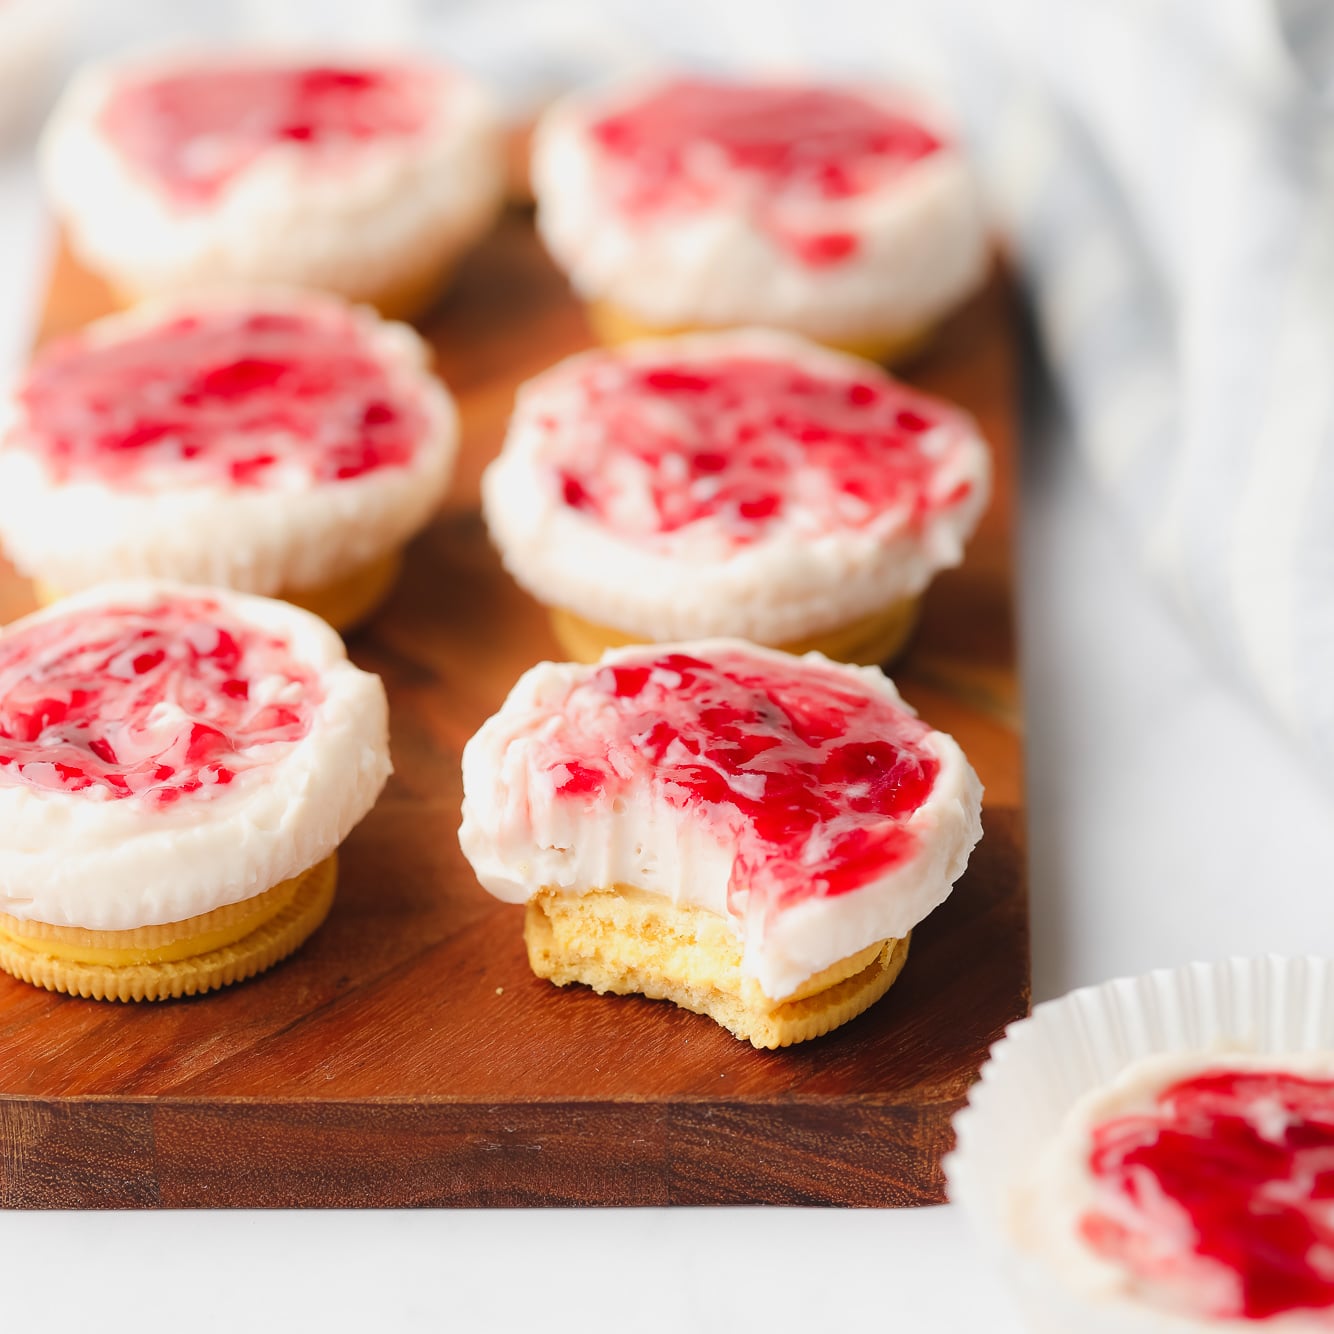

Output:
xmin=0 ymin=58 xmax=1331 ymax=1332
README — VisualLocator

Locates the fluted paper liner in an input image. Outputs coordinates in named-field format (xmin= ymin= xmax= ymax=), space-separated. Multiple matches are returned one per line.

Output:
xmin=945 ymin=956 xmax=1334 ymax=1334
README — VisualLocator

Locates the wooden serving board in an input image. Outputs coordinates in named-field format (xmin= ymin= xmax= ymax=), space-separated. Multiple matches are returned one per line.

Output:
xmin=0 ymin=215 xmax=1026 ymax=1208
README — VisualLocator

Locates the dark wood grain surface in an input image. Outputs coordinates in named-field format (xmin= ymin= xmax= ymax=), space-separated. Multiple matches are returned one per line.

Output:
xmin=0 ymin=215 xmax=1026 ymax=1207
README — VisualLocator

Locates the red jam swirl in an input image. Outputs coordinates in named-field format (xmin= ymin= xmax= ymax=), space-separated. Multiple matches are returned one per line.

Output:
xmin=102 ymin=62 xmax=438 ymax=202
xmin=17 ymin=306 xmax=425 ymax=489
xmin=548 ymin=353 xmax=972 ymax=548
xmin=0 ymin=595 xmax=321 ymax=804
xmin=588 ymin=80 xmax=942 ymax=267
xmin=1082 ymin=1068 xmax=1334 ymax=1321
xmin=540 ymin=649 xmax=938 ymax=918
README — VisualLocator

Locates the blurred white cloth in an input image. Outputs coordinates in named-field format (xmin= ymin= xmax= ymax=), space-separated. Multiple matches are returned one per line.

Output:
xmin=423 ymin=0 xmax=1334 ymax=787
xmin=897 ymin=0 xmax=1334 ymax=787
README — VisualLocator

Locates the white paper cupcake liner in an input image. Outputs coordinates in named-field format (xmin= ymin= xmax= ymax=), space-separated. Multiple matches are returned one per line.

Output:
xmin=945 ymin=956 xmax=1334 ymax=1333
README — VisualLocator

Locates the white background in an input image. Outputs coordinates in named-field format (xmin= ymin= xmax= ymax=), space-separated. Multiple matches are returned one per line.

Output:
xmin=0 ymin=14 xmax=1331 ymax=1331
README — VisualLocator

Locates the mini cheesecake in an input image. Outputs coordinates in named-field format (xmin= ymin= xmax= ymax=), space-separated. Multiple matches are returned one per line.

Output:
xmin=41 ymin=51 xmax=505 ymax=317
xmin=1017 ymin=1051 xmax=1334 ymax=1331
xmin=0 ymin=581 xmax=390 ymax=1001
xmin=483 ymin=329 xmax=990 ymax=665
xmin=459 ymin=640 xmax=982 ymax=1048
xmin=533 ymin=75 xmax=987 ymax=360
xmin=0 ymin=288 xmax=457 ymax=631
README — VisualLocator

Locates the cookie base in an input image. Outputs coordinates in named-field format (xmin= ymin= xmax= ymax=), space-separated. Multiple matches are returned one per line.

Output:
xmin=524 ymin=886 xmax=911 ymax=1049
xmin=547 ymin=595 xmax=920 ymax=668
xmin=361 ymin=251 xmax=459 ymax=324
xmin=0 ymin=854 xmax=337 ymax=1002
xmin=585 ymin=300 xmax=935 ymax=366
xmin=283 ymin=549 xmax=403 ymax=633
xmin=32 ymin=549 xmax=402 ymax=634
xmin=110 ymin=253 xmax=458 ymax=326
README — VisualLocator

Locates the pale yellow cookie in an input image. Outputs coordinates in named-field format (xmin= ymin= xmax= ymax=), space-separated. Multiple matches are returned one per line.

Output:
xmin=113 ymin=257 xmax=456 ymax=325
xmin=0 ymin=854 xmax=337 ymax=1002
xmin=35 ymin=549 xmax=402 ymax=634
xmin=282 ymin=550 xmax=403 ymax=633
xmin=547 ymin=595 xmax=920 ymax=669
xmin=525 ymin=885 xmax=911 ymax=1048
xmin=585 ymin=299 xmax=935 ymax=366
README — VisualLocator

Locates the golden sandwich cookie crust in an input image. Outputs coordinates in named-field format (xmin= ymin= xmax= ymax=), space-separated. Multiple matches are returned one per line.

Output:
xmin=0 ymin=854 xmax=336 ymax=1002
xmin=547 ymin=596 xmax=920 ymax=669
xmin=524 ymin=885 xmax=911 ymax=1049
xmin=585 ymin=299 xmax=936 ymax=366
xmin=110 ymin=252 xmax=458 ymax=325
xmin=281 ymin=549 xmax=403 ymax=633
xmin=35 ymin=549 xmax=402 ymax=634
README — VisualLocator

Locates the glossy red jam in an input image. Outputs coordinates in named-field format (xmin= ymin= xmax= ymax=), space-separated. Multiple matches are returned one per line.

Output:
xmin=588 ymin=80 xmax=941 ymax=266
xmin=0 ymin=596 xmax=321 ymax=803
xmin=541 ymin=649 xmax=938 ymax=918
xmin=546 ymin=352 xmax=972 ymax=548
xmin=1082 ymin=1068 xmax=1334 ymax=1321
xmin=102 ymin=62 xmax=438 ymax=202
xmin=17 ymin=305 xmax=426 ymax=489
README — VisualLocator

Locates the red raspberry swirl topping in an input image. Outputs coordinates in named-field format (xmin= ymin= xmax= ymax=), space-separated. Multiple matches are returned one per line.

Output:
xmin=102 ymin=62 xmax=439 ymax=202
xmin=1082 ymin=1068 xmax=1334 ymax=1321
xmin=538 ymin=649 xmax=938 ymax=920
xmin=547 ymin=352 xmax=973 ymax=549
xmin=588 ymin=80 xmax=942 ymax=267
xmin=16 ymin=305 xmax=426 ymax=489
xmin=0 ymin=595 xmax=321 ymax=804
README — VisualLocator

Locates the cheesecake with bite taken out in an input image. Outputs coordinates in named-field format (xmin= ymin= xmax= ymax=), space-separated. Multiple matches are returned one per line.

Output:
xmin=459 ymin=640 xmax=982 ymax=1048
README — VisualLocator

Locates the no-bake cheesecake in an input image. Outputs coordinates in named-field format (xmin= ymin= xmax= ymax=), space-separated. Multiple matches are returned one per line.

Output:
xmin=41 ymin=51 xmax=505 ymax=317
xmin=0 ymin=581 xmax=391 ymax=1000
xmin=459 ymin=640 xmax=982 ymax=1047
xmin=483 ymin=329 xmax=990 ymax=664
xmin=533 ymin=76 xmax=988 ymax=359
xmin=0 ymin=288 xmax=457 ymax=630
